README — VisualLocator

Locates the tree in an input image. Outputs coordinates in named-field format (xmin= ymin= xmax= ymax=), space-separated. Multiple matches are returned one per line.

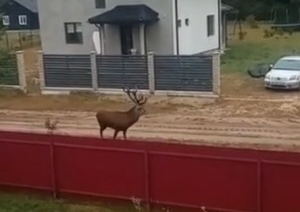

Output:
xmin=223 ymin=0 xmax=299 ymax=20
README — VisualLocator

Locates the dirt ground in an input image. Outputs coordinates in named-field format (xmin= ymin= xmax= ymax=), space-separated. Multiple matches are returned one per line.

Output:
xmin=2 ymin=96 xmax=300 ymax=153
xmin=2 ymin=46 xmax=300 ymax=153
xmin=221 ymin=72 xmax=300 ymax=99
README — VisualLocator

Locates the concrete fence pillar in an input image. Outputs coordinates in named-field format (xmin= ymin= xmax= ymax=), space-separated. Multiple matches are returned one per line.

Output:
xmin=147 ymin=52 xmax=155 ymax=94
xmin=212 ymin=52 xmax=221 ymax=96
xmin=16 ymin=51 xmax=27 ymax=92
xmin=90 ymin=51 xmax=98 ymax=91
xmin=37 ymin=50 xmax=45 ymax=90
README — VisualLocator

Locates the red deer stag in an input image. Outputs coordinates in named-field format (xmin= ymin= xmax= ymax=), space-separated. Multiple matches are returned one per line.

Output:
xmin=96 ymin=86 xmax=148 ymax=140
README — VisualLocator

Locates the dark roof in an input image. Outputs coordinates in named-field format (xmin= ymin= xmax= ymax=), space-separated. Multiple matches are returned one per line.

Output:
xmin=88 ymin=4 xmax=159 ymax=25
xmin=0 ymin=0 xmax=8 ymax=7
xmin=15 ymin=0 xmax=38 ymax=12
xmin=0 ymin=0 xmax=38 ymax=12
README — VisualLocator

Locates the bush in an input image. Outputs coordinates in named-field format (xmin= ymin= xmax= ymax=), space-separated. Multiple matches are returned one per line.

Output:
xmin=238 ymin=31 xmax=247 ymax=40
xmin=0 ymin=48 xmax=17 ymax=81
xmin=263 ymin=29 xmax=275 ymax=38
xmin=245 ymin=15 xmax=259 ymax=29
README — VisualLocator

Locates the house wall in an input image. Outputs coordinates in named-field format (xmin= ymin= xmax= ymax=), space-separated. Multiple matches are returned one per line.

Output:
xmin=37 ymin=0 xmax=174 ymax=55
xmin=37 ymin=0 xmax=99 ymax=55
xmin=177 ymin=0 xmax=220 ymax=54
xmin=2 ymin=1 xmax=39 ymax=31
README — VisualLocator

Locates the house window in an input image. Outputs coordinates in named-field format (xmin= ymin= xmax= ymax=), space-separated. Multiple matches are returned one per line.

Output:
xmin=64 ymin=22 xmax=83 ymax=44
xmin=95 ymin=0 xmax=106 ymax=8
xmin=18 ymin=15 xmax=27 ymax=25
xmin=177 ymin=19 xmax=182 ymax=27
xmin=2 ymin=15 xmax=9 ymax=26
xmin=185 ymin=18 xmax=189 ymax=26
xmin=207 ymin=15 xmax=215 ymax=36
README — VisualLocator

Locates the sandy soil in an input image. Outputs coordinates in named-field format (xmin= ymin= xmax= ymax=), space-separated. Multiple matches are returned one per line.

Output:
xmin=1 ymin=97 xmax=300 ymax=153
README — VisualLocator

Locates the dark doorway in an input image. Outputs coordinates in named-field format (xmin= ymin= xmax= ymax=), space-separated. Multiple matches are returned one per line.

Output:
xmin=120 ymin=25 xmax=133 ymax=55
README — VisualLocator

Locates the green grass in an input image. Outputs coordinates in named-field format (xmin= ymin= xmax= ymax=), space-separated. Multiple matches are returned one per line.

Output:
xmin=0 ymin=193 xmax=65 ymax=212
xmin=221 ymin=23 xmax=300 ymax=74
xmin=0 ymin=192 xmax=151 ymax=212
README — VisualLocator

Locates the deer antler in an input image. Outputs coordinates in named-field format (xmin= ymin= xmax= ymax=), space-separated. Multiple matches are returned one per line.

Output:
xmin=123 ymin=85 xmax=147 ymax=106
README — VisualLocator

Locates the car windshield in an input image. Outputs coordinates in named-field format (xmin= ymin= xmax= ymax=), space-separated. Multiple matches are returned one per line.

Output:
xmin=273 ymin=59 xmax=300 ymax=71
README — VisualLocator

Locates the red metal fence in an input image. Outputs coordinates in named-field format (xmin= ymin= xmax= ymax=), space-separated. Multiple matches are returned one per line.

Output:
xmin=1 ymin=130 xmax=300 ymax=212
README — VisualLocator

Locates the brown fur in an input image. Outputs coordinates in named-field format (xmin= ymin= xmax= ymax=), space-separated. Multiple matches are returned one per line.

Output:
xmin=96 ymin=86 xmax=147 ymax=140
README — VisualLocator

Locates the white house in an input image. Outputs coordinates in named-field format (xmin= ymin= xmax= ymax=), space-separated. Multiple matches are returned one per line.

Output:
xmin=37 ymin=0 xmax=223 ymax=55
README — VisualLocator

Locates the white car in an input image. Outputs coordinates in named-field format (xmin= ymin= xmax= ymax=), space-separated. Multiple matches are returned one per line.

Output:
xmin=264 ymin=56 xmax=300 ymax=90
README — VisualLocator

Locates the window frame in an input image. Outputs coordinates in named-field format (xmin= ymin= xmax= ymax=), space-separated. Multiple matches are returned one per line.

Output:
xmin=207 ymin=14 xmax=215 ymax=37
xmin=2 ymin=15 xmax=9 ymax=26
xmin=64 ymin=22 xmax=83 ymax=44
xmin=18 ymin=15 xmax=27 ymax=25
xmin=95 ymin=0 xmax=106 ymax=8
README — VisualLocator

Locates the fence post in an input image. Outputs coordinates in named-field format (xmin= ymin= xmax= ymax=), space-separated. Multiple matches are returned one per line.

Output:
xmin=50 ymin=140 xmax=58 ymax=199
xmin=257 ymin=161 xmax=262 ymax=212
xmin=147 ymin=52 xmax=155 ymax=94
xmin=37 ymin=50 xmax=45 ymax=90
xmin=144 ymin=151 xmax=150 ymax=211
xmin=90 ymin=51 xmax=98 ymax=91
xmin=212 ymin=53 xmax=220 ymax=96
xmin=16 ymin=51 xmax=27 ymax=93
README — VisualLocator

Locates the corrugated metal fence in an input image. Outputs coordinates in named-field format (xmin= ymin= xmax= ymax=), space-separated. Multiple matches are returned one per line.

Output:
xmin=154 ymin=55 xmax=213 ymax=92
xmin=43 ymin=54 xmax=92 ymax=88
xmin=2 ymin=130 xmax=300 ymax=212
xmin=0 ymin=53 xmax=19 ymax=86
xmin=42 ymin=53 xmax=217 ymax=94
xmin=96 ymin=55 xmax=148 ymax=89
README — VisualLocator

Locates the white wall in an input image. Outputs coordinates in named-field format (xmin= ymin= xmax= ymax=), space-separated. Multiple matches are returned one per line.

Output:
xmin=37 ymin=0 xmax=100 ymax=54
xmin=177 ymin=0 xmax=219 ymax=55
xmin=37 ymin=0 xmax=174 ymax=55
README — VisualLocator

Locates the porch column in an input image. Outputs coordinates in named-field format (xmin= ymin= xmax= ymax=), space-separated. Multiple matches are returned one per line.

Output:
xmin=99 ymin=24 xmax=105 ymax=55
xmin=224 ymin=14 xmax=228 ymax=48
xmin=139 ymin=24 xmax=145 ymax=55
xmin=222 ymin=13 xmax=226 ymax=49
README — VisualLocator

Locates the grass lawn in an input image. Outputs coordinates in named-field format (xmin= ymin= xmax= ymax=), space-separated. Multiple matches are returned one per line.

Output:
xmin=221 ymin=22 xmax=300 ymax=73
xmin=220 ymin=22 xmax=300 ymax=97
xmin=0 ymin=192 xmax=151 ymax=212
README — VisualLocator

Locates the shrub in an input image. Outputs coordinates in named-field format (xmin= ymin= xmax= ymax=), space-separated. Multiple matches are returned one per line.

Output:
xmin=263 ymin=29 xmax=275 ymax=38
xmin=238 ymin=31 xmax=247 ymax=40
xmin=245 ymin=15 xmax=259 ymax=29
xmin=0 ymin=48 xmax=16 ymax=81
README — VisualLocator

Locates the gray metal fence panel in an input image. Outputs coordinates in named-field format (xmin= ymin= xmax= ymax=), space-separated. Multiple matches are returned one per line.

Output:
xmin=96 ymin=55 xmax=148 ymax=89
xmin=43 ymin=54 xmax=92 ymax=88
xmin=154 ymin=55 xmax=213 ymax=92
xmin=0 ymin=54 xmax=19 ymax=86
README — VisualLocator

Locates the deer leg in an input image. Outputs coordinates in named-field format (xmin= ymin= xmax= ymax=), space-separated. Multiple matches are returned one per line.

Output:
xmin=100 ymin=126 xmax=107 ymax=138
xmin=123 ymin=130 xmax=127 ymax=140
xmin=113 ymin=130 xmax=119 ymax=139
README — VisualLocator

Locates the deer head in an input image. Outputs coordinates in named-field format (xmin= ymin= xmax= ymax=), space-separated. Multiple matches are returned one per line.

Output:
xmin=123 ymin=85 xmax=148 ymax=117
